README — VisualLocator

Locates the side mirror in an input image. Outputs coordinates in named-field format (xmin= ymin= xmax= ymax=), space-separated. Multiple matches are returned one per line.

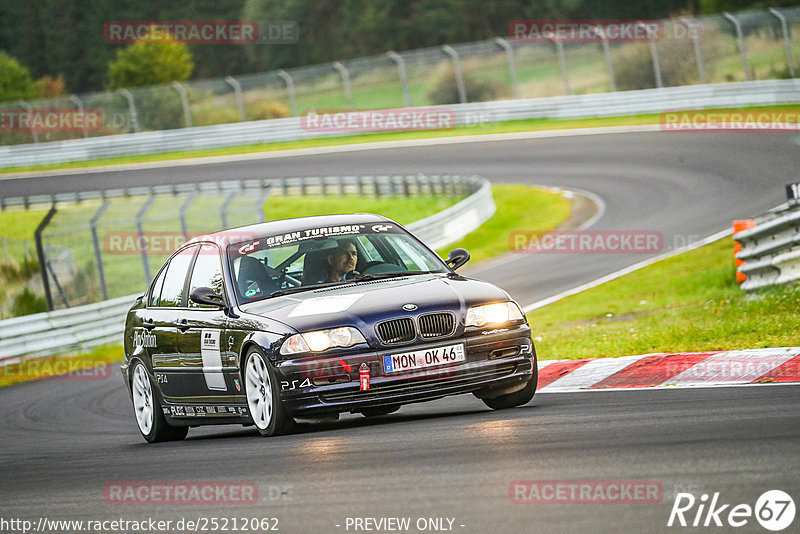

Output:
xmin=445 ymin=248 xmax=470 ymax=271
xmin=190 ymin=287 xmax=225 ymax=307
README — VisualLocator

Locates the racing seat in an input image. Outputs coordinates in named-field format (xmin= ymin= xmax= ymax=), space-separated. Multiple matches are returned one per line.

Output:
xmin=301 ymin=250 xmax=331 ymax=286
xmin=236 ymin=256 xmax=278 ymax=300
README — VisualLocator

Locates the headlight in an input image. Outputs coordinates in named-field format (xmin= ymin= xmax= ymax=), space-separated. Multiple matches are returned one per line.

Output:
xmin=465 ymin=302 xmax=524 ymax=327
xmin=280 ymin=326 xmax=366 ymax=355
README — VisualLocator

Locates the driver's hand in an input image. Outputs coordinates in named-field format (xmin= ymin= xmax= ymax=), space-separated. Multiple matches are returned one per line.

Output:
xmin=343 ymin=270 xmax=361 ymax=281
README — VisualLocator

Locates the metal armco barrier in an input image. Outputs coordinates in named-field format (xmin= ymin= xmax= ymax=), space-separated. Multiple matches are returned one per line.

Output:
xmin=1 ymin=80 xmax=798 ymax=168
xmin=0 ymin=175 xmax=494 ymax=360
xmin=736 ymin=204 xmax=800 ymax=291
xmin=0 ymin=294 xmax=132 ymax=361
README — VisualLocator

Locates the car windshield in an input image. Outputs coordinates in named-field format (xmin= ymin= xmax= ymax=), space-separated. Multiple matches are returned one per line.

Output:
xmin=227 ymin=222 xmax=448 ymax=303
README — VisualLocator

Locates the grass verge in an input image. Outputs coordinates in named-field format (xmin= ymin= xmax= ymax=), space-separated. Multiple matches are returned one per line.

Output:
xmin=1 ymin=105 xmax=794 ymax=175
xmin=528 ymin=237 xmax=800 ymax=360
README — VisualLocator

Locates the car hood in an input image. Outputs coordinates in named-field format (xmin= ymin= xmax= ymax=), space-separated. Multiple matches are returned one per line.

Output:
xmin=239 ymin=273 xmax=510 ymax=336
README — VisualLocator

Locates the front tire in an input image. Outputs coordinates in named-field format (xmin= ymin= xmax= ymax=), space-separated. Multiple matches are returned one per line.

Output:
xmin=482 ymin=358 xmax=538 ymax=410
xmin=131 ymin=361 xmax=188 ymax=443
xmin=360 ymin=404 xmax=401 ymax=417
xmin=244 ymin=348 xmax=292 ymax=437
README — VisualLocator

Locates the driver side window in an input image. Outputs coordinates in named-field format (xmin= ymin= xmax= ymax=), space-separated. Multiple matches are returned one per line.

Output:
xmin=188 ymin=244 xmax=224 ymax=308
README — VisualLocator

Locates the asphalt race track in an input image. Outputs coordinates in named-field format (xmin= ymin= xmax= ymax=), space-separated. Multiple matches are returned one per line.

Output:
xmin=1 ymin=131 xmax=799 ymax=533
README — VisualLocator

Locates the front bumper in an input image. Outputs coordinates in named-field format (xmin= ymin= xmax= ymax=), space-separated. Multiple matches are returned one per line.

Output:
xmin=278 ymin=325 xmax=534 ymax=416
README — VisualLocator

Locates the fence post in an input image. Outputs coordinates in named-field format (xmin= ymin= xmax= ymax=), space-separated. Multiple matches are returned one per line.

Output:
xmin=225 ymin=76 xmax=246 ymax=121
xmin=172 ymin=82 xmax=193 ymax=128
xmin=590 ymin=26 xmax=616 ymax=92
xmin=179 ymin=190 xmax=197 ymax=240
xmin=220 ymin=191 xmax=237 ymax=229
xmin=387 ymin=51 xmax=412 ymax=107
xmin=494 ymin=38 xmax=521 ymax=99
xmin=90 ymin=200 xmax=111 ymax=301
xmin=135 ymin=194 xmax=155 ymax=284
xmin=117 ymin=89 xmax=139 ymax=133
xmin=69 ymin=95 xmax=90 ymax=138
xmin=723 ymin=12 xmax=751 ymax=81
xmin=442 ymin=45 xmax=467 ymax=104
xmin=768 ymin=8 xmax=796 ymax=79
xmin=277 ymin=70 xmax=299 ymax=117
xmin=638 ymin=22 xmax=663 ymax=88
xmin=332 ymin=62 xmax=354 ymax=109
xmin=256 ymin=185 xmax=271 ymax=223
xmin=34 ymin=206 xmax=57 ymax=311
xmin=679 ymin=17 xmax=707 ymax=84
xmin=546 ymin=37 xmax=571 ymax=95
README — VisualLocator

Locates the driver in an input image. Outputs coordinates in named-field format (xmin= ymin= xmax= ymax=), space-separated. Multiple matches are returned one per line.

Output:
xmin=326 ymin=238 xmax=358 ymax=282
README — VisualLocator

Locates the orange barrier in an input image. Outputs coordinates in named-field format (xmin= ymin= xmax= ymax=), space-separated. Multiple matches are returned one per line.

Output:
xmin=733 ymin=219 xmax=756 ymax=283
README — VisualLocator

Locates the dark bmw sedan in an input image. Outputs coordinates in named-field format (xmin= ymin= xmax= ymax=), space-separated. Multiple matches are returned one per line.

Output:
xmin=121 ymin=214 xmax=537 ymax=442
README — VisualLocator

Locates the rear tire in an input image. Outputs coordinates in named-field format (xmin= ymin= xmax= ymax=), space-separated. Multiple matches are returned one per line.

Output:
xmin=131 ymin=361 xmax=188 ymax=443
xmin=244 ymin=348 xmax=293 ymax=437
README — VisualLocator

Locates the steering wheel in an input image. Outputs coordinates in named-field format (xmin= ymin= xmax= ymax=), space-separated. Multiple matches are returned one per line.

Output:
xmin=343 ymin=270 xmax=361 ymax=281
xmin=362 ymin=261 xmax=400 ymax=275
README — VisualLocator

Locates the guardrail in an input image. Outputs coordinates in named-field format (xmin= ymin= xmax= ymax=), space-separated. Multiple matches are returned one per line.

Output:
xmin=1 ymin=79 xmax=798 ymax=168
xmin=735 ymin=203 xmax=800 ymax=291
xmin=0 ymin=174 xmax=494 ymax=360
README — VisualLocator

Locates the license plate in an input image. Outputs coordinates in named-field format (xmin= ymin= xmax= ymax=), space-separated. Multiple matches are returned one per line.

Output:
xmin=383 ymin=343 xmax=465 ymax=374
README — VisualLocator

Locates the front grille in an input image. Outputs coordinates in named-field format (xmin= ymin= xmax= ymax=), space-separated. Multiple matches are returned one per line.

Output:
xmin=376 ymin=317 xmax=415 ymax=344
xmin=418 ymin=312 xmax=455 ymax=338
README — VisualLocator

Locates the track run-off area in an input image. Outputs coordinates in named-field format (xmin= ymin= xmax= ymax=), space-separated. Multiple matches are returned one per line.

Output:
xmin=1 ymin=127 xmax=798 ymax=533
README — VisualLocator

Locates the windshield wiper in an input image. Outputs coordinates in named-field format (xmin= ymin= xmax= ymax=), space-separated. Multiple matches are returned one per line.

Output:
xmin=267 ymin=271 xmax=438 ymax=297
xmin=268 ymin=281 xmax=341 ymax=297
xmin=349 ymin=270 xmax=437 ymax=282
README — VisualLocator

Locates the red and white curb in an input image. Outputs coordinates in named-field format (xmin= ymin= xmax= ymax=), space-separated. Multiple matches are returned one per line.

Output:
xmin=536 ymin=347 xmax=800 ymax=392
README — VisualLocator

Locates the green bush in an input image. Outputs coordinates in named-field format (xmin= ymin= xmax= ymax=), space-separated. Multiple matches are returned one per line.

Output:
xmin=427 ymin=64 xmax=503 ymax=105
xmin=0 ymin=257 xmax=39 ymax=284
xmin=11 ymin=287 xmax=47 ymax=316
xmin=612 ymin=44 xmax=696 ymax=90
xmin=246 ymin=100 xmax=290 ymax=120
xmin=0 ymin=52 xmax=37 ymax=102
xmin=107 ymin=40 xmax=193 ymax=90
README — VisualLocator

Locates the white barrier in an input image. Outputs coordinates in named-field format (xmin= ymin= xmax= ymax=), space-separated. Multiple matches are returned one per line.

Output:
xmin=1 ymin=80 xmax=798 ymax=168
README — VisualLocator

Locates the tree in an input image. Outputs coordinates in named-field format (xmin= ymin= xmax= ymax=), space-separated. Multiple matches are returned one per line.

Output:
xmin=0 ymin=52 xmax=37 ymax=102
xmin=107 ymin=39 xmax=193 ymax=90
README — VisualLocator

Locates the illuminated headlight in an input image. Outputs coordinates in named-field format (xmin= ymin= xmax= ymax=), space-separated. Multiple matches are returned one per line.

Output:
xmin=465 ymin=302 xmax=524 ymax=327
xmin=280 ymin=327 xmax=366 ymax=355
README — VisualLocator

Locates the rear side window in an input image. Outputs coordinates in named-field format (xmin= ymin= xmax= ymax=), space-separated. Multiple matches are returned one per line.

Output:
xmin=188 ymin=244 xmax=224 ymax=308
xmin=148 ymin=266 xmax=168 ymax=307
xmin=158 ymin=246 xmax=197 ymax=308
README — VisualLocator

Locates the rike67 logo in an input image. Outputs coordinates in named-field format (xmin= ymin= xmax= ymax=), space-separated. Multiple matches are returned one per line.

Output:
xmin=668 ymin=490 xmax=795 ymax=531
